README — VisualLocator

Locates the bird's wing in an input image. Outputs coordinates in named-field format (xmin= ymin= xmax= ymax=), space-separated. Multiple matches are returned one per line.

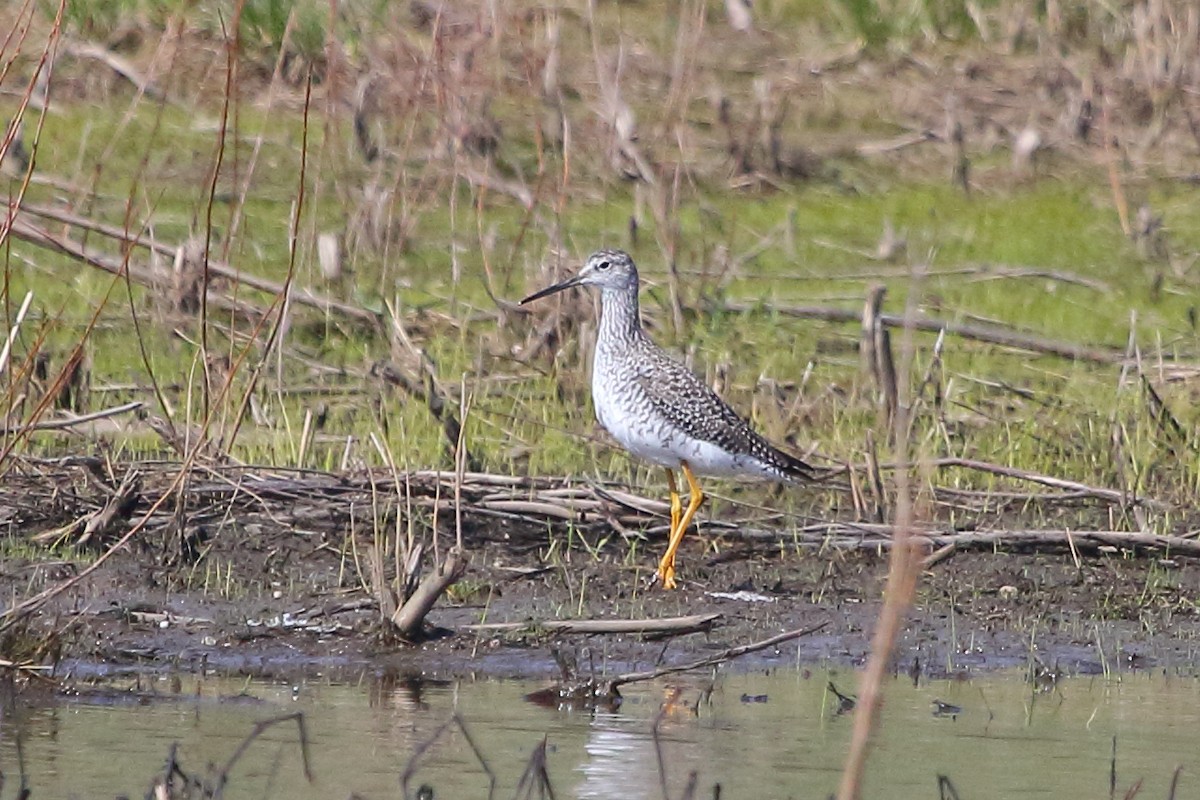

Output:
xmin=633 ymin=350 xmax=766 ymax=452
xmin=633 ymin=347 xmax=813 ymax=478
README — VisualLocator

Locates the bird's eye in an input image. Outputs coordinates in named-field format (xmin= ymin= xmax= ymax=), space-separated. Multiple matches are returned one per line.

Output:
xmin=596 ymin=260 xmax=611 ymax=271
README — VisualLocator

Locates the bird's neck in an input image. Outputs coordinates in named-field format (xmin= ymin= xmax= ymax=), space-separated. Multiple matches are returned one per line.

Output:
xmin=597 ymin=286 xmax=642 ymax=346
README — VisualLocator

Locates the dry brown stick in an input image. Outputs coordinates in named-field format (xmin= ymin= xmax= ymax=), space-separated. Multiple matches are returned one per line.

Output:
xmin=391 ymin=547 xmax=469 ymax=639
xmin=861 ymin=284 xmax=897 ymax=429
xmin=367 ymin=527 xmax=396 ymax=621
xmin=680 ymin=263 xmax=1112 ymax=293
xmin=827 ymin=454 xmax=1167 ymax=510
xmin=12 ymin=207 xmax=378 ymax=325
xmin=591 ymin=484 xmax=669 ymax=515
xmin=7 ymin=215 xmax=264 ymax=319
xmin=922 ymin=543 xmax=956 ymax=568
xmin=479 ymin=498 xmax=607 ymax=519
xmin=838 ymin=265 xmax=927 ymax=800
xmin=921 ymin=456 xmax=1167 ymax=509
xmin=464 ymin=612 xmax=721 ymax=636
xmin=863 ymin=430 xmax=886 ymax=523
xmin=372 ymin=360 xmax=479 ymax=471
xmin=679 ymin=521 xmax=1200 ymax=563
xmin=0 ymin=400 xmax=143 ymax=434
xmin=930 ymin=486 xmax=1097 ymax=502
xmin=607 ymin=622 xmax=828 ymax=692
xmin=0 ymin=659 xmax=54 ymax=675
xmin=854 ymin=529 xmax=1200 ymax=559
xmin=64 ymin=41 xmax=169 ymax=101
xmin=965 ymin=266 xmax=1111 ymax=293
xmin=74 ymin=469 xmax=141 ymax=548
xmin=922 ymin=529 xmax=1200 ymax=557
xmin=854 ymin=130 xmax=939 ymax=155
xmin=718 ymin=300 xmax=1128 ymax=364
xmin=19 ymin=203 xmax=175 ymax=252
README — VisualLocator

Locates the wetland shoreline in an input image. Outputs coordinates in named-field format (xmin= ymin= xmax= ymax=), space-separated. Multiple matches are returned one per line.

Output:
xmin=5 ymin=460 xmax=1196 ymax=685
xmin=2 ymin=0 xmax=1199 ymax=715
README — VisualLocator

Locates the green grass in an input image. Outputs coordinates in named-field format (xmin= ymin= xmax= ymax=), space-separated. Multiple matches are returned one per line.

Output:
xmin=2 ymin=0 xmax=1198 ymax=545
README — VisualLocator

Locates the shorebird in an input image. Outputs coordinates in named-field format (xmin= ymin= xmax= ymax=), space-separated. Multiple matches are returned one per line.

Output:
xmin=522 ymin=249 xmax=812 ymax=589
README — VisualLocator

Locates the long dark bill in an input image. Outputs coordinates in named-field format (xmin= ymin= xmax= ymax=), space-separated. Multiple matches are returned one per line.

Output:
xmin=521 ymin=274 xmax=584 ymax=305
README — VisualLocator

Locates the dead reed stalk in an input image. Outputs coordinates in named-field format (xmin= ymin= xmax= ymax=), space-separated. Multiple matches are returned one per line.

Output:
xmin=836 ymin=266 xmax=929 ymax=800
xmin=390 ymin=547 xmax=468 ymax=639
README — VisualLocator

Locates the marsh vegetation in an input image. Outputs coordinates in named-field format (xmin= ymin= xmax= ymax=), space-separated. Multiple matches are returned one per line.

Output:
xmin=0 ymin=0 xmax=1199 ymax=795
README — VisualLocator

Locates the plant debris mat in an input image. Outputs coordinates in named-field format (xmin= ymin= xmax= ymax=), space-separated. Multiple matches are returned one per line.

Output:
xmin=3 ymin=456 xmax=1198 ymax=561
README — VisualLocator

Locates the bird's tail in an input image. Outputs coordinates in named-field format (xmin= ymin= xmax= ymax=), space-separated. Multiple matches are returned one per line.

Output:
xmin=775 ymin=447 xmax=815 ymax=481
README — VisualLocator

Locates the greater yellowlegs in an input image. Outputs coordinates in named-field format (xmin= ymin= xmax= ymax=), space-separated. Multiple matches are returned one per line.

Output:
xmin=522 ymin=249 xmax=812 ymax=589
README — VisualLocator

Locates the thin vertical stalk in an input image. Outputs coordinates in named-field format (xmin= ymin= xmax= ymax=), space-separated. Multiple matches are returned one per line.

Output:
xmin=837 ymin=264 xmax=928 ymax=800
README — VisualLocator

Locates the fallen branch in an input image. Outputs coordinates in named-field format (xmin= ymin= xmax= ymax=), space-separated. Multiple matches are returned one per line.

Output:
xmin=822 ymin=454 xmax=1168 ymax=511
xmin=0 ymin=400 xmax=143 ymax=435
xmin=698 ymin=262 xmax=1112 ymax=293
xmin=391 ymin=547 xmax=469 ymax=639
xmin=922 ymin=456 xmax=1166 ymax=510
xmin=31 ymin=469 xmax=142 ymax=547
xmin=607 ymin=621 xmax=828 ymax=692
xmin=917 ymin=529 xmax=1200 ymax=559
xmin=854 ymin=130 xmax=939 ymax=155
xmin=464 ymin=612 xmax=721 ymax=636
xmin=708 ymin=521 xmax=1200 ymax=558
xmin=11 ymin=207 xmax=379 ymax=325
xmin=717 ymin=300 xmax=1129 ymax=364
xmin=373 ymin=359 xmax=479 ymax=471
xmin=6 ymin=214 xmax=265 ymax=319
xmin=64 ymin=41 xmax=168 ymax=101
xmin=962 ymin=264 xmax=1111 ymax=293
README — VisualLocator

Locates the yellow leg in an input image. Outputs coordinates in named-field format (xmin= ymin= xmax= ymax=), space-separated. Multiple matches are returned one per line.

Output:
xmin=657 ymin=462 xmax=705 ymax=590
xmin=665 ymin=468 xmax=682 ymax=537
xmin=657 ymin=469 xmax=683 ymax=589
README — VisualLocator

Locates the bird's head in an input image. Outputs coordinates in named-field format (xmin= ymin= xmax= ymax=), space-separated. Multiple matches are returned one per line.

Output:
xmin=521 ymin=249 xmax=639 ymax=304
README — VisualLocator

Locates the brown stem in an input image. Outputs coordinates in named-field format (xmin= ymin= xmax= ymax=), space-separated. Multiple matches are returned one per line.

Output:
xmin=390 ymin=547 xmax=468 ymax=639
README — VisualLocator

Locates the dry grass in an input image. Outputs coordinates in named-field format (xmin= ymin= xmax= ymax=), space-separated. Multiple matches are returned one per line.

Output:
xmin=0 ymin=6 xmax=1199 ymax=792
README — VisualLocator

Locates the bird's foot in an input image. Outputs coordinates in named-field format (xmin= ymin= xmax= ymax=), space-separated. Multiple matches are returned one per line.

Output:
xmin=655 ymin=563 xmax=678 ymax=590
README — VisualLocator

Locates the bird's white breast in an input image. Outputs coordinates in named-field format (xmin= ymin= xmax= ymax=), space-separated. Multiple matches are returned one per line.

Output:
xmin=593 ymin=372 xmax=680 ymax=469
xmin=593 ymin=370 xmax=777 ymax=478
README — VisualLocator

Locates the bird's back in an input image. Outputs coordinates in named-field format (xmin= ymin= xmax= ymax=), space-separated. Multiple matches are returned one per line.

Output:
xmin=595 ymin=333 xmax=812 ymax=481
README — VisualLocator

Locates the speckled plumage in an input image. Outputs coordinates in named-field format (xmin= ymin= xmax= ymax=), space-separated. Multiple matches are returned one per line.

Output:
xmin=522 ymin=248 xmax=812 ymax=588
xmin=582 ymin=249 xmax=811 ymax=481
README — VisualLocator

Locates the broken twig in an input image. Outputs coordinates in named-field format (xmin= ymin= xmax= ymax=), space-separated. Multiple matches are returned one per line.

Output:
xmin=465 ymin=612 xmax=721 ymax=636
xmin=718 ymin=300 xmax=1128 ymax=364
xmin=391 ymin=547 xmax=469 ymax=639
xmin=607 ymin=621 xmax=828 ymax=692
xmin=0 ymin=400 xmax=143 ymax=435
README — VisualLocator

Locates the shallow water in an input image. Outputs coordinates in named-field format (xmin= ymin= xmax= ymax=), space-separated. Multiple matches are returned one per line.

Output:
xmin=2 ymin=668 xmax=1196 ymax=799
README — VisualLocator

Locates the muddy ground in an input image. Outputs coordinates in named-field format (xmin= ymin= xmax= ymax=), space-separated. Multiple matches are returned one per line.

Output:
xmin=7 ymin=508 xmax=1199 ymax=686
xmin=3 ymin=0 xmax=1199 ymax=697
